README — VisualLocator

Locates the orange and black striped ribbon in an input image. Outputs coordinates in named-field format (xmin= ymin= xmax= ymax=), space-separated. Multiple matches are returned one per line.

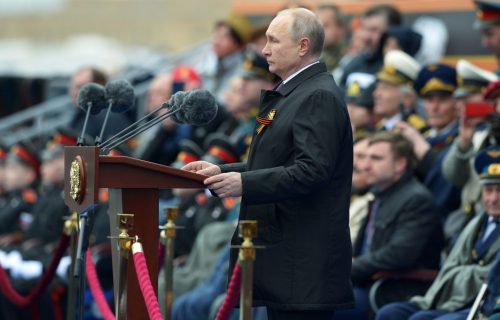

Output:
xmin=256 ymin=109 xmax=277 ymax=135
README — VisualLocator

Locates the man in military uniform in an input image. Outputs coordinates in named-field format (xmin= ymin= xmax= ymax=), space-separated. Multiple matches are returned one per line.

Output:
xmin=344 ymin=72 xmax=376 ymax=141
xmin=454 ymin=59 xmax=498 ymax=103
xmin=0 ymin=143 xmax=8 ymax=207
xmin=20 ymin=129 xmax=77 ymax=259
xmin=376 ymin=146 xmax=500 ymax=320
xmin=373 ymin=50 xmax=426 ymax=132
xmin=167 ymin=137 xmax=238 ymax=258
xmin=474 ymin=0 xmax=500 ymax=74
xmin=396 ymin=63 xmax=461 ymax=217
xmin=485 ymin=79 xmax=500 ymax=110
xmin=197 ymin=14 xmax=253 ymax=102
xmin=0 ymin=142 xmax=39 ymax=244
xmin=228 ymin=50 xmax=280 ymax=160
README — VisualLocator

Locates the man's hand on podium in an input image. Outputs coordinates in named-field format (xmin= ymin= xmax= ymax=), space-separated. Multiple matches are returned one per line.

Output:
xmin=181 ymin=161 xmax=242 ymax=198
xmin=181 ymin=161 xmax=221 ymax=176
xmin=204 ymin=173 xmax=242 ymax=198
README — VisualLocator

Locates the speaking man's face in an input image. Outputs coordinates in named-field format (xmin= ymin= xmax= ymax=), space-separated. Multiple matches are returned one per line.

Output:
xmin=262 ymin=14 xmax=302 ymax=80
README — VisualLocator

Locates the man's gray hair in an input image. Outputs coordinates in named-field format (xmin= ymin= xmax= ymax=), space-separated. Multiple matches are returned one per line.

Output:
xmin=278 ymin=8 xmax=325 ymax=58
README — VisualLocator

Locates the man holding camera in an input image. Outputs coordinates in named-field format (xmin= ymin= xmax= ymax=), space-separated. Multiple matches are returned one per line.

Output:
xmin=395 ymin=63 xmax=461 ymax=218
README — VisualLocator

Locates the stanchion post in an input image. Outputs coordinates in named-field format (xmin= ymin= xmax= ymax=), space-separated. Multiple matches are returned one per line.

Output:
xmin=160 ymin=207 xmax=178 ymax=320
xmin=64 ymin=211 xmax=79 ymax=320
xmin=238 ymin=220 xmax=257 ymax=320
xmin=115 ymin=213 xmax=135 ymax=320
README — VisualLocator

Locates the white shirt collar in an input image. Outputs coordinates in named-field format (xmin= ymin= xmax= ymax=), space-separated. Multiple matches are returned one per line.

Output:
xmin=282 ymin=61 xmax=320 ymax=84
xmin=383 ymin=113 xmax=403 ymax=131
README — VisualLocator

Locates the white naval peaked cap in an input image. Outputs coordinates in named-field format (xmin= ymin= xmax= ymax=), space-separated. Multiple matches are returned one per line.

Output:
xmin=454 ymin=59 xmax=499 ymax=98
xmin=378 ymin=50 xmax=421 ymax=85
xmin=456 ymin=59 xmax=498 ymax=83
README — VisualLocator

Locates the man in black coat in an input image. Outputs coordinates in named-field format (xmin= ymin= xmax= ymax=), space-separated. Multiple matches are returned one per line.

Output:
xmin=182 ymin=7 xmax=354 ymax=320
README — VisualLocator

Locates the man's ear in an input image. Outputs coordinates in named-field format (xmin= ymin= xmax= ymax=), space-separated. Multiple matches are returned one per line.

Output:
xmin=394 ymin=157 xmax=408 ymax=175
xmin=298 ymin=37 xmax=310 ymax=57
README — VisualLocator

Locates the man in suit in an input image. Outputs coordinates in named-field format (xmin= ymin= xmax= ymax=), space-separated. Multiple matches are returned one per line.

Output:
xmin=338 ymin=4 xmax=402 ymax=90
xmin=337 ymin=132 xmax=442 ymax=320
xmin=182 ymin=7 xmax=354 ymax=320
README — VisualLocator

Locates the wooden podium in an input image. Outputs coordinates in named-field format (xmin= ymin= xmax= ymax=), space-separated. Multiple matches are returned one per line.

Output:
xmin=63 ymin=146 xmax=206 ymax=319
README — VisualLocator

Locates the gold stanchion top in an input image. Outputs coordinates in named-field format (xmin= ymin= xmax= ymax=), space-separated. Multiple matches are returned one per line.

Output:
xmin=164 ymin=207 xmax=179 ymax=221
xmin=239 ymin=220 xmax=258 ymax=261
xmin=117 ymin=213 xmax=134 ymax=231
xmin=116 ymin=213 xmax=135 ymax=252
xmin=239 ymin=220 xmax=258 ymax=239
xmin=63 ymin=211 xmax=79 ymax=235
xmin=160 ymin=207 xmax=179 ymax=239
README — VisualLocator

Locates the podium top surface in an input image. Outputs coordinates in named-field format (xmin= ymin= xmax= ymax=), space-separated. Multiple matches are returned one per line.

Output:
xmin=64 ymin=146 xmax=207 ymax=213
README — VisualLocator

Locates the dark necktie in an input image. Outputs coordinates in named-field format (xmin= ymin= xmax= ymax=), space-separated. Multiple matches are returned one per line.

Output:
xmin=360 ymin=199 xmax=381 ymax=254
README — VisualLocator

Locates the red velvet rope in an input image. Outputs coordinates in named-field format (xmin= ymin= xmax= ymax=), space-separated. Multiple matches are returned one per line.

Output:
xmin=0 ymin=233 xmax=70 ymax=306
xmin=215 ymin=263 xmax=242 ymax=320
xmin=86 ymin=248 xmax=115 ymax=320
xmin=132 ymin=244 xmax=162 ymax=320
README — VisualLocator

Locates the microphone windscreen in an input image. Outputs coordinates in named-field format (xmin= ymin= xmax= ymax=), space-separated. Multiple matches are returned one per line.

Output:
xmin=105 ymin=79 xmax=135 ymax=113
xmin=77 ymin=83 xmax=107 ymax=115
xmin=180 ymin=89 xmax=218 ymax=126
xmin=169 ymin=91 xmax=189 ymax=123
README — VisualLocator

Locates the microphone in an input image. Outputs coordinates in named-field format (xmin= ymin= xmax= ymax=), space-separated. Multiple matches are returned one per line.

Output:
xmin=76 ymin=83 xmax=107 ymax=146
xmin=100 ymin=89 xmax=218 ymax=154
xmin=105 ymin=79 xmax=135 ymax=113
xmin=170 ymin=89 xmax=218 ymax=126
xmin=95 ymin=80 xmax=135 ymax=146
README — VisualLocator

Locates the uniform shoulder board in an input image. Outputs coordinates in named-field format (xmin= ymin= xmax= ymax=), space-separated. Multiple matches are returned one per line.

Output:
xmin=406 ymin=114 xmax=428 ymax=131
xmin=195 ymin=193 xmax=208 ymax=206
xmin=223 ymin=198 xmax=237 ymax=210
xmin=99 ymin=189 xmax=109 ymax=202
xmin=22 ymin=189 xmax=37 ymax=204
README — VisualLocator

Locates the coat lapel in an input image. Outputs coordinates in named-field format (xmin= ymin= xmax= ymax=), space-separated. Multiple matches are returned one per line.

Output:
xmin=246 ymin=63 xmax=328 ymax=166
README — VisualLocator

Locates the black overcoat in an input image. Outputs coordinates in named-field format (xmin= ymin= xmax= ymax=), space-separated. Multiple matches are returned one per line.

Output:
xmin=220 ymin=63 xmax=354 ymax=310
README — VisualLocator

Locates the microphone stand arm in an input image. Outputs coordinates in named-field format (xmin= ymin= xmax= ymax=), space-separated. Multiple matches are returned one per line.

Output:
xmin=77 ymin=103 xmax=93 ymax=146
xmin=100 ymin=107 xmax=182 ymax=154
xmin=95 ymin=100 xmax=114 ymax=146
xmin=99 ymin=103 xmax=170 ymax=149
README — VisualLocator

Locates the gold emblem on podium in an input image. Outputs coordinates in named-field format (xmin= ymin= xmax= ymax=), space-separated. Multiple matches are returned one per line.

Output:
xmin=69 ymin=156 xmax=85 ymax=204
